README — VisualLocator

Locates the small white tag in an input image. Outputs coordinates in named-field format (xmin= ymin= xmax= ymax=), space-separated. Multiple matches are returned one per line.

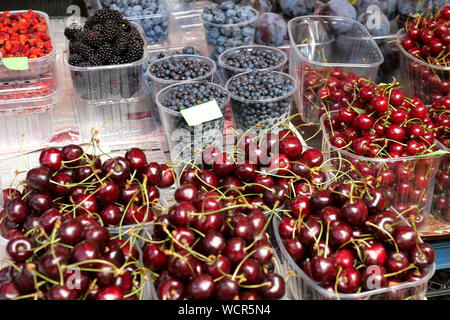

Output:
xmin=180 ymin=99 xmax=223 ymax=126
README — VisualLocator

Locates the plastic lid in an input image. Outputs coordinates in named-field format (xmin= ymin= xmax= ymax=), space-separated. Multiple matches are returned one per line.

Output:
xmin=0 ymin=71 xmax=62 ymax=112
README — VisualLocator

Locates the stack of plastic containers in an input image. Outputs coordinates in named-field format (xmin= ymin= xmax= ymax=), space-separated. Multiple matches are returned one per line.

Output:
xmin=0 ymin=10 xmax=59 ymax=152
xmin=70 ymin=23 xmax=158 ymax=142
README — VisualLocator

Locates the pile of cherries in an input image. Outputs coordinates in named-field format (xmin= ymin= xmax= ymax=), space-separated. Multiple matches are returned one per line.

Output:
xmin=141 ymin=129 xmax=327 ymax=300
xmin=278 ymin=181 xmax=435 ymax=298
xmin=300 ymin=65 xmax=368 ymax=121
xmin=400 ymin=5 xmax=450 ymax=104
xmin=430 ymin=96 xmax=450 ymax=221
xmin=323 ymin=82 xmax=441 ymax=228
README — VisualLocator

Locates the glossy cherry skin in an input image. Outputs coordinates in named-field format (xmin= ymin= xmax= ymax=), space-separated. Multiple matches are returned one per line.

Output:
xmin=195 ymin=212 xmax=223 ymax=234
xmin=310 ymin=256 xmax=337 ymax=284
xmin=62 ymin=144 xmax=83 ymax=164
xmin=50 ymin=173 xmax=74 ymax=197
xmin=201 ymin=230 xmax=226 ymax=255
xmin=224 ymin=237 xmax=245 ymax=265
xmin=202 ymin=146 xmax=221 ymax=170
xmin=196 ymin=170 xmax=219 ymax=191
xmin=284 ymin=237 xmax=306 ymax=261
xmin=386 ymin=251 xmax=409 ymax=273
xmin=341 ymin=199 xmax=368 ymax=227
xmin=73 ymin=193 xmax=98 ymax=216
xmin=253 ymin=240 xmax=273 ymax=265
xmin=0 ymin=282 xmax=21 ymax=300
xmin=120 ymin=183 xmax=141 ymax=204
xmin=330 ymin=220 xmax=353 ymax=248
xmin=247 ymin=209 xmax=267 ymax=235
xmin=123 ymin=204 xmax=152 ymax=225
xmin=39 ymin=208 xmax=62 ymax=233
xmin=289 ymin=196 xmax=311 ymax=218
xmin=264 ymin=185 xmax=287 ymax=207
xmin=235 ymin=162 xmax=257 ymax=183
xmin=310 ymin=190 xmax=333 ymax=212
xmin=215 ymin=278 xmax=239 ymax=300
xmin=37 ymin=246 xmax=70 ymax=281
xmin=168 ymin=202 xmax=196 ymax=227
xmin=394 ymin=226 xmax=416 ymax=251
xmin=187 ymin=274 xmax=215 ymax=300
xmin=410 ymin=243 xmax=435 ymax=268
xmin=100 ymin=204 xmax=122 ymax=226
xmin=102 ymin=157 xmax=130 ymax=182
xmin=2 ymin=188 xmax=22 ymax=205
xmin=26 ymin=166 xmax=52 ymax=192
xmin=364 ymin=243 xmax=387 ymax=266
xmin=6 ymin=236 xmax=33 ymax=261
xmin=39 ymin=148 xmax=63 ymax=171
xmin=239 ymin=258 xmax=263 ymax=285
xmin=159 ymin=164 xmax=175 ymax=188
xmin=125 ymin=148 xmax=147 ymax=171
xmin=167 ymin=250 xmax=196 ymax=280
xmin=95 ymin=181 xmax=120 ymax=205
xmin=6 ymin=198 xmax=29 ymax=223
xmin=333 ymin=248 xmax=355 ymax=269
xmin=48 ymin=285 xmax=79 ymax=300
xmin=175 ymin=183 xmax=198 ymax=203
xmin=71 ymin=240 xmax=101 ymax=268
xmin=158 ymin=278 xmax=185 ymax=300
xmin=84 ymin=226 xmax=109 ymax=251
xmin=213 ymin=153 xmax=236 ymax=177
xmin=96 ymin=286 xmax=123 ymax=300
xmin=29 ymin=192 xmax=52 ymax=215
xmin=232 ymin=217 xmax=254 ymax=242
xmin=205 ymin=255 xmax=231 ymax=279
xmin=259 ymin=273 xmax=285 ymax=299
xmin=280 ymin=136 xmax=303 ymax=160
xmin=60 ymin=219 xmax=85 ymax=245
xmin=337 ymin=267 xmax=361 ymax=293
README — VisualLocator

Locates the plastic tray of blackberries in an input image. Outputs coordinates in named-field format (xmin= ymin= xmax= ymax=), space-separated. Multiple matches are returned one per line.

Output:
xmin=0 ymin=70 xmax=61 ymax=152
xmin=218 ymin=44 xmax=288 ymax=82
xmin=155 ymin=80 xmax=229 ymax=165
xmin=0 ymin=10 xmax=56 ymax=81
xmin=201 ymin=1 xmax=259 ymax=61
xmin=226 ymin=70 xmax=296 ymax=137
xmin=287 ymin=15 xmax=384 ymax=124
xmin=93 ymin=0 xmax=170 ymax=45
xmin=64 ymin=11 xmax=148 ymax=101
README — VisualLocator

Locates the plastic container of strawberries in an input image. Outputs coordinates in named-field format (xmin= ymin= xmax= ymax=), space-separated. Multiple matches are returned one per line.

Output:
xmin=0 ymin=10 xmax=56 ymax=81
xmin=272 ymin=217 xmax=435 ymax=300
xmin=320 ymin=111 xmax=442 ymax=230
xmin=287 ymin=15 xmax=384 ymax=124
xmin=396 ymin=29 xmax=450 ymax=105
xmin=0 ymin=70 xmax=60 ymax=151
xmin=93 ymin=0 xmax=170 ymax=46
xmin=432 ymin=140 xmax=450 ymax=222
xmin=66 ymin=22 xmax=148 ymax=101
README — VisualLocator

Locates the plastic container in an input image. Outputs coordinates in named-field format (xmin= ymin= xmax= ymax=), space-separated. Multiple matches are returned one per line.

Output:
xmin=66 ymin=22 xmax=148 ymax=101
xmin=287 ymin=15 xmax=384 ymax=124
xmin=320 ymin=111 xmax=441 ymax=230
xmin=147 ymin=54 xmax=217 ymax=94
xmin=218 ymin=45 xmax=288 ymax=82
xmin=397 ymin=29 xmax=450 ymax=105
xmin=155 ymin=81 xmax=229 ymax=165
xmin=0 ymin=10 xmax=56 ymax=81
xmin=93 ymin=0 xmax=170 ymax=45
xmin=0 ymin=71 xmax=60 ymax=151
xmin=202 ymin=8 xmax=259 ymax=61
xmin=432 ymin=140 xmax=450 ymax=222
xmin=72 ymin=86 xmax=158 ymax=143
xmin=272 ymin=217 xmax=435 ymax=300
xmin=226 ymin=70 xmax=296 ymax=137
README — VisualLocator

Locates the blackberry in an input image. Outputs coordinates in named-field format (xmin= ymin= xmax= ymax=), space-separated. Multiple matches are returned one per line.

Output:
xmin=88 ymin=54 xmax=103 ymax=66
xmin=69 ymin=41 xmax=94 ymax=59
xmin=94 ymin=9 xmax=123 ymax=24
xmin=119 ymin=19 xmax=131 ymax=32
xmin=127 ymin=27 xmax=144 ymax=45
xmin=68 ymin=53 xmax=84 ymax=66
xmin=113 ymin=37 xmax=128 ymax=56
xmin=64 ymin=23 xmax=83 ymax=41
xmin=109 ymin=55 xmax=122 ymax=65
xmin=97 ymin=43 xmax=113 ymax=63
xmin=102 ymin=20 xmax=119 ymax=42
xmin=126 ymin=43 xmax=144 ymax=62
xmin=84 ymin=16 xmax=98 ymax=29
xmin=83 ymin=30 xmax=105 ymax=48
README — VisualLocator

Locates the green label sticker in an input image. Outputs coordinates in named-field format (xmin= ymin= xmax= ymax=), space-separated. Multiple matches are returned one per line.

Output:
xmin=2 ymin=57 xmax=29 ymax=70
xmin=180 ymin=99 xmax=223 ymax=126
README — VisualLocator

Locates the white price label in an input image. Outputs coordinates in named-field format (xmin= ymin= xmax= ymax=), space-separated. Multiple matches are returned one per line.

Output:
xmin=180 ymin=99 xmax=223 ymax=126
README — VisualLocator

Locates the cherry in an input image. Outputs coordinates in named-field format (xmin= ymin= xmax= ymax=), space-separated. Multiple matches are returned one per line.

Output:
xmin=361 ymin=265 xmax=387 ymax=290
xmin=159 ymin=164 xmax=175 ymax=188
xmin=213 ymin=153 xmax=236 ymax=177
xmin=215 ymin=278 xmax=239 ymax=300
xmin=76 ymin=214 xmax=100 ymax=230
xmin=2 ymin=188 xmax=22 ymax=205
xmin=47 ymin=285 xmax=78 ymax=300
xmin=74 ymin=193 xmax=98 ymax=216
xmin=39 ymin=208 xmax=61 ymax=233
xmin=300 ymin=149 xmax=323 ymax=168
xmin=386 ymin=251 xmax=409 ymax=273
xmin=299 ymin=220 xmax=322 ymax=247
xmin=394 ymin=226 xmax=416 ymax=251
xmin=202 ymin=146 xmax=221 ymax=170
xmin=120 ymin=183 xmax=141 ymax=204
xmin=253 ymin=174 xmax=274 ymax=193
xmin=247 ymin=209 xmax=267 ymax=235
xmin=224 ymin=237 xmax=245 ymax=265
xmin=187 ymin=274 xmax=215 ymax=300
xmin=363 ymin=188 xmax=387 ymax=214
xmin=279 ymin=217 xmax=298 ymax=239
xmin=232 ymin=217 xmax=254 ymax=242
xmin=330 ymin=220 xmax=353 ymax=248
xmin=410 ymin=243 xmax=435 ymax=268
xmin=201 ymin=230 xmax=225 ymax=255
xmin=158 ymin=278 xmax=184 ymax=300
xmin=102 ymin=157 xmax=130 ymax=182
xmin=71 ymin=240 xmax=101 ymax=268
xmin=197 ymin=170 xmax=219 ymax=191
xmin=289 ymin=196 xmax=311 ymax=218
xmin=96 ymin=286 xmax=123 ymax=300
xmin=125 ymin=148 xmax=147 ymax=171
xmin=235 ymin=162 xmax=257 ymax=182
xmin=310 ymin=256 xmax=337 ymax=284
xmin=337 ymin=267 xmax=361 ymax=293
xmin=264 ymin=185 xmax=287 ymax=207
xmin=39 ymin=148 xmax=63 ymax=171
xmin=195 ymin=212 xmax=223 ymax=234
xmin=0 ymin=282 xmax=21 ymax=300
xmin=279 ymin=136 xmax=303 ymax=160
xmin=240 ymin=290 xmax=262 ymax=300
xmin=61 ymin=144 xmax=83 ymax=164
xmin=6 ymin=236 xmax=33 ymax=261
xmin=168 ymin=202 xmax=196 ymax=227
xmin=386 ymin=124 xmax=406 ymax=142
xmin=267 ymin=154 xmax=291 ymax=175
xmin=284 ymin=237 xmax=306 ymax=261
xmin=259 ymin=273 xmax=285 ymax=299
xmin=239 ymin=258 xmax=263 ymax=284
xmin=6 ymin=198 xmax=29 ymax=223
xmin=168 ymin=250 xmax=196 ymax=279
xmin=84 ymin=226 xmax=109 ymax=251
xmin=333 ymin=248 xmax=355 ymax=269
xmin=205 ymin=255 xmax=231 ymax=279
xmin=175 ymin=183 xmax=198 ymax=203
xmin=124 ymin=204 xmax=151 ymax=225
xmin=319 ymin=206 xmax=340 ymax=223
xmin=29 ymin=192 xmax=52 ymax=215
xmin=37 ymin=246 xmax=70 ymax=281
xmin=253 ymin=240 xmax=273 ymax=265
xmin=364 ymin=242 xmax=387 ymax=265
xmin=341 ymin=199 xmax=368 ymax=227
xmin=142 ymin=243 xmax=167 ymax=271
xmin=96 ymin=181 xmax=120 ymax=205
xmin=96 ymin=262 xmax=116 ymax=286
xmin=99 ymin=204 xmax=121 ymax=226
xmin=114 ymin=272 xmax=133 ymax=293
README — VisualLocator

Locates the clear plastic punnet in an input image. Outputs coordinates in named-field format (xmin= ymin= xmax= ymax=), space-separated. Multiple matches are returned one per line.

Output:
xmin=320 ymin=111 xmax=442 ymax=230
xmin=155 ymin=81 xmax=229 ymax=165
xmin=226 ymin=70 xmax=296 ymax=137
xmin=66 ymin=22 xmax=148 ymax=101
xmin=93 ymin=0 xmax=170 ymax=45
xmin=202 ymin=8 xmax=259 ymax=61
xmin=397 ymin=29 xmax=450 ymax=105
xmin=433 ymin=140 xmax=450 ymax=222
xmin=73 ymin=86 xmax=158 ymax=143
xmin=0 ymin=10 xmax=56 ymax=81
xmin=147 ymin=54 xmax=217 ymax=94
xmin=288 ymin=15 xmax=384 ymax=124
xmin=218 ymin=45 xmax=288 ymax=82
xmin=272 ymin=217 xmax=435 ymax=300
xmin=0 ymin=71 xmax=61 ymax=151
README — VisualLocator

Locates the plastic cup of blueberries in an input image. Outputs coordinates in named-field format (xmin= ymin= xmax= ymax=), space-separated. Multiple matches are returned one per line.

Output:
xmin=155 ymin=81 xmax=229 ymax=165
xmin=202 ymin=8 xmax=259 ymax=61
xmin=226 ymin=70 xmax=297 ymax=137
xmin=218 ymin=44 xmax=288 ymax=82
xmin=147 ymin=54 xmax=217 ymax=94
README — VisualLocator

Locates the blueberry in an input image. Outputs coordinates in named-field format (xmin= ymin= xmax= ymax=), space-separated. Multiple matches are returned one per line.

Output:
xmin=255 ymin=12 xmax=287 ymax=46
